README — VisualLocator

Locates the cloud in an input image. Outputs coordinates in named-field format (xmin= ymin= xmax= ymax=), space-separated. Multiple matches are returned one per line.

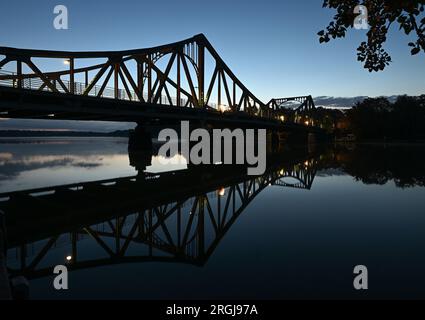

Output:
xmin=313 ymin=95 xmax=399 ymax=109
xmin=0 ymin=155 xmax=104 ymax=180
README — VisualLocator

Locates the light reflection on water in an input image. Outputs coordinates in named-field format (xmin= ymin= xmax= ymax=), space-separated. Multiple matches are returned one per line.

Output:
xmin=1 ymin=138 xmax=425 ymax=300
xmin=0 ymin=137 xmax=186 ymax=192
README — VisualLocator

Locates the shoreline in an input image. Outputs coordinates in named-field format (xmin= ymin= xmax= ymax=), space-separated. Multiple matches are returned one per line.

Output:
xmin=352 ymin=140 xmax=425 ymax=146
xmin=0 ymin=130 xmax=129 ymax=138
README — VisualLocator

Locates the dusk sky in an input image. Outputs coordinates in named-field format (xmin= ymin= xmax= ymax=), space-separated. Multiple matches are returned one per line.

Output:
xmin=0 ymin=0 xmax=424 ymax=130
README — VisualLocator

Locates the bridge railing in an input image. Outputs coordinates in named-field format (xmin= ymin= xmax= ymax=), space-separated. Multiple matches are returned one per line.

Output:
xmin=0 ymin=66 xmax=320 ymax=127
xmin=0 ymin=69 xmax=196 ymax=108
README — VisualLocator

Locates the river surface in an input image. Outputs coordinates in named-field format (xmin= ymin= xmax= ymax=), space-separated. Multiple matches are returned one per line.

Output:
xmin=0 ymin=137 xmax=424 ymax=299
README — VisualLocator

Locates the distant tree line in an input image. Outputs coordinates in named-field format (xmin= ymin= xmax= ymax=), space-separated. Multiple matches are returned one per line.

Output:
xmin=317 ymin=144 xmax=425 ymax=188
xmin=0 ymin=130 xmax=130 ymax=137
xmin=346 ymin=95 xmax=425 ymax=140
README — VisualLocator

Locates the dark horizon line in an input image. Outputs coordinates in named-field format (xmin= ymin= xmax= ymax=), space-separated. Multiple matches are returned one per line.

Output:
xmin=0 ymin=129 xmax=130 ymax=137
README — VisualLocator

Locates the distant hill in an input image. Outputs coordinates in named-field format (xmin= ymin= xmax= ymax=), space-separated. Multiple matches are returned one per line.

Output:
xmin=269 ymin=95 xmax=402 ymax=110
xmin=313 ymin=95 xmax=399 ymax=109
xmin=0 ymin=130 xmax=130 ymax=137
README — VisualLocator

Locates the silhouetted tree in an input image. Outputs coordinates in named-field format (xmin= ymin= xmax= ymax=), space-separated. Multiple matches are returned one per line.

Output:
xmin=347 ymin=97 xmax=392 ymax=138
xmin=318 ymin=0 xmax=425 ymax=71
xmin=346 ymin=95 xmax=425 ymax=140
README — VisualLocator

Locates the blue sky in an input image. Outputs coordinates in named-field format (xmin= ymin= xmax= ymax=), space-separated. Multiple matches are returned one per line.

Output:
xmin=0 ymin=0 xmax=424 ymax=131
xmin=1 ymin=0 xmax=424 ymax=99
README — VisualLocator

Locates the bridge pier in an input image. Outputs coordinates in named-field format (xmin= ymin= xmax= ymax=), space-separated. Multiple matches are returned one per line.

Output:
xmin=128 ymin=124 xmax=153 ymax=152
xmin=308 ymin=133 xmax=316 ymax=145
xmin=266 ymin=129 xmax=288 ymax=154
xmin=128 ymin=124 xmax=155 ymax=174
xmin=284 ymin=131 xmax=327 ymax=146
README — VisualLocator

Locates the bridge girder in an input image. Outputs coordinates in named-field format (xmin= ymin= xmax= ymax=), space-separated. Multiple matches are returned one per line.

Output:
xmin=0 ymin=34 xmax=270 ymax=117
xmin=0 ymin=35 xmax=326 ymax=130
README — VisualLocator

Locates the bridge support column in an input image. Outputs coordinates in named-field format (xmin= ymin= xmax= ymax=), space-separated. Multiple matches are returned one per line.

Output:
xmin=285 ymin=131 xmax=309 ymax=145
xmin=267 ymin=129 xmax=284 ymax=153
xmin=129 ymin=124 xmax=153 ymax=151
xmin=128 ymin=124 xmax=154 ymax=173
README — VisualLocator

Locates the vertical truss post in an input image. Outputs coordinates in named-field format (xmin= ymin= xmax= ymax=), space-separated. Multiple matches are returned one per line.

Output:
xmin=114 ymin=62 xmax=119 ymax=99
xmin=218 ymin=68 xmax=221 ymax=108
xmin=197 ymin=42 xmax=205 ymax=108
xmin=85 ymin=70 xmax=88 ymax=87
xmin=137 ymin=60 xmax=143 ymax=100
xmin=177 ymin=207 xmax=181 ymax=247
xmin=197 ymin=197 xmax=205 ymax=259
xmin=148 ymin=209 xmax=153 ymax=256
xmin=233 ymin=81 xmax=236 ymax=111
xmin=115 ymin=217 xmax=121 ymax=254
xmin=16 ymin=60 xmax=22 ymax=89
xmin=147 ymin=54 xmax=152 ymax=103
xmin=177 ymin=50 xmax=181 ymax=106
xmin=69 ymin=57 xmax=74 ymax=94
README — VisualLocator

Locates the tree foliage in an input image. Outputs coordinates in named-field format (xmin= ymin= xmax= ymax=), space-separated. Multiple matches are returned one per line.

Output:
xmin=318 ymin=0 xmax=425 ymax=71
xmin=346 ymin=95 xmax=425 ymax=139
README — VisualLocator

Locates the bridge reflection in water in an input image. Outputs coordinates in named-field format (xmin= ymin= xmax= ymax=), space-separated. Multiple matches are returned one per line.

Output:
xmin=0 ymin=148 xmax=318 ymax=281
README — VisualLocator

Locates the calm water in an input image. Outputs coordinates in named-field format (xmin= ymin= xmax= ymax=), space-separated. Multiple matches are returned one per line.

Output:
xmin=1 ymin=137 xmax=425 ymax=300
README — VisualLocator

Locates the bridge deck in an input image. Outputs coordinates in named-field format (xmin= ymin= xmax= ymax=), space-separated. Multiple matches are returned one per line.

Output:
xmin=0 ymin=86 xmax=327 ymax=137
xmin=0 ymin=86 xmax=279 ymax=127
xmin=0 ymin=34 xmax=325 ymax=134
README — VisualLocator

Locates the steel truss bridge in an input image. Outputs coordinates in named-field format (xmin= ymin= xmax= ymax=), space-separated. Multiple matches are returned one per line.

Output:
xmin=0 ymin=34 xmax=319 ymax=129
xmin=268 ymin=96 xmax=315 ymax=113
xmin=1 ymin=156 xmax=317 ymax=280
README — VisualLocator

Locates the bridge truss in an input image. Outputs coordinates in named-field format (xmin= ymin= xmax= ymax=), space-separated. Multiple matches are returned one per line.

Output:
xmin=3 ymin=160 xmax=317 ymax=280
xmin=267 ymin=95 xmax=316 ymax=113
xmin=0 ymin=34 xmax=324 ymax=126
xmin=0 ymin=34 xmax=269 ymax=117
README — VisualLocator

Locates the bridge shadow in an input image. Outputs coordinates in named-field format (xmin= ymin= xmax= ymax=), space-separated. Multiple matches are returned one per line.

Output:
xmin=0 ymin=145 xmax=320 ymax=282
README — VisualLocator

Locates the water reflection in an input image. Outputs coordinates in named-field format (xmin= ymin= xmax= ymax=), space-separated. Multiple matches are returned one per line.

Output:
xmin=333 ymin=145 xmax=425 ymax=188
xmin=3 ymin=155 xmax=317 ymax=281
xmin=0 ymin=138 xmax=188 ymax=192
xmin=0 ymin=140 xmax=318 ymax=296
xmin=1 ymin=138 xmax=425 ymax=299
xmin=0 ymin=138 xmax=133 ymax=192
